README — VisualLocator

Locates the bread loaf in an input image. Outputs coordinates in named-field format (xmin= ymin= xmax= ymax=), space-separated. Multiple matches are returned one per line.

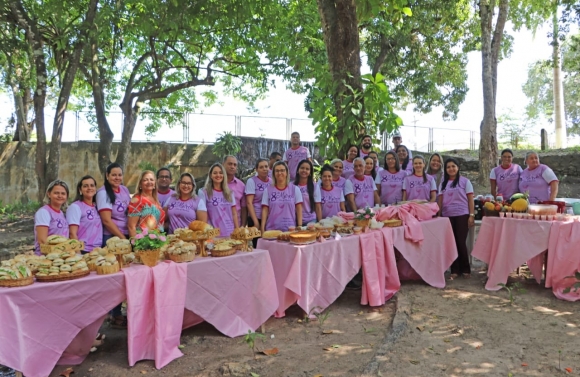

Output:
xmin=188 ymin=220 xmax=212 ymax=232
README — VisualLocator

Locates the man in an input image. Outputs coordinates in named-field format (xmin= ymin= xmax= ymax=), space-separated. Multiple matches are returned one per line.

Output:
xmin=283 ymin=132 xmax=312 ymax=180
xmin=224 ymin=155 xmax=247 ymax=227
xmin=156 ymin=167 xmax=175 ymax=207
xmin=359 ymin=135 xmax=373 ymax=159
xmin=391 ymin=131 xmax=412 ymax=159
xmin=268 ymin=151 xmax=282 ymax=177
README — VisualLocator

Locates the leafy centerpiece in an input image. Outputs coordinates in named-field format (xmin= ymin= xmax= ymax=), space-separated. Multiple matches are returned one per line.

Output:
xmin=131 ymin=228 xmax=168 ymax=267
xmin=354 ymin=206 xmax=375 ymax=231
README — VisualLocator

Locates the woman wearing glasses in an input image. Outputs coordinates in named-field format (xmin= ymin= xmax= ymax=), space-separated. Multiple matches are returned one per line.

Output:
xmin=164 ymin=173 xmax=207 ymax=234
xmin=34 ymin=180 xmax=70 ymax=255
xmin=66 ymin=175 xmax=102 ymax=253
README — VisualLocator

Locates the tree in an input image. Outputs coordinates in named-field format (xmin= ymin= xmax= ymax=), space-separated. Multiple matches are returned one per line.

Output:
xmin=497 ymin=109 xmax=534 ymax=149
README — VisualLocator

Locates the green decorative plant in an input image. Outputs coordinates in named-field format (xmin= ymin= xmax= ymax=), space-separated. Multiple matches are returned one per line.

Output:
xmin=354 ymin=206 xmax=376 ymax=222
xmin=131 ymin=228 xmax=168 ymax=251
xmin=242 ymin=330 xmax=265 ymax=358
xmin=213 ymin=131 xmax=242 ymax=160
xmin=497 ymin=282 xmax=526 ymax=305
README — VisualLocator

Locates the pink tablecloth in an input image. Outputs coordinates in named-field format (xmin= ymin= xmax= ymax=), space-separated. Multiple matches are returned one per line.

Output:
xmin=181 ymin=249 xmax=279 ymax=337
xmin=546 ymin=221 xmax=580 ymax=301
xmin=472 ymin=217 xmax=553 ymax=290
xmin=0 ymin=272 xmax=125 ymax=377
xmin=258 ymin=237 xmax=361 ymax=317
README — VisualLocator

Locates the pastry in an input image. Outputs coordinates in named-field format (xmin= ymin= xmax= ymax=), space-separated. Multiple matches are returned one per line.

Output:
xmin=289 ymin=231 xmax=317 ymax=244
xmin=189 ymin=220 xmax=213 ymax=232
xmin=262 ymin=230 xmax=282 ymax=239
xmin=277 ymin=232 xmax=291 ymax=242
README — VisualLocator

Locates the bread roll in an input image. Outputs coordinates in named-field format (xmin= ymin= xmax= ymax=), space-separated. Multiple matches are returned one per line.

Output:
xmin=52 ymin=258 xmax=64 ymax=267
xmin=104 ymin=253 xmax=117 ymax=264
xmin=46 ymin=252 xmax=60 ymax=261
xmin=60 ymin=264 xmax=72 ymax=272
xmin=188 ymin=220 xmax=212 ymax=231
xmin=262 ymin=230 xmax=282 ymax=239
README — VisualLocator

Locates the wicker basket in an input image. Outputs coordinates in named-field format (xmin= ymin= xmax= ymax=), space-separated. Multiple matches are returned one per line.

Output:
xmin=136 ymin=249 xmax=160 ymax=267
xmin=168 ymin=252 xmax=195 ymax=263
xmin=87 ymin=260 xmax=98 ymax=271
xmin=36 ymin=269 xmax=90 ymax=283
xmin=96 ymin=262 xmax=120 ymax=275
xmin=210 ymin=247 xmax=236 ymax=258
xmin=354 ymin=219 xmax=371 ymax=231
xmin=383 ymin=219 xmax=403 ymax=228
xmin=0 ymin=276 xmax=34 ymax=288
xmin=483 ymin=208 xmax=500 ymax=217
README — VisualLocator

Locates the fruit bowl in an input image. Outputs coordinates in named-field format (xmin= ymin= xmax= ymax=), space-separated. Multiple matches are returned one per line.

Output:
xmin=483 ymin=208 xmax=500 ymax=217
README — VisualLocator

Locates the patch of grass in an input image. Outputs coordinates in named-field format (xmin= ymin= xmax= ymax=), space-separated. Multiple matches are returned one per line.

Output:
xmin=0 ymin=200 xmax=41 ymax=220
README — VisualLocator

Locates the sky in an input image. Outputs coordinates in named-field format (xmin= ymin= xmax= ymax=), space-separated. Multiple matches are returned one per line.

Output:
xmin=0 ymin=22 xmax=564 ymax=151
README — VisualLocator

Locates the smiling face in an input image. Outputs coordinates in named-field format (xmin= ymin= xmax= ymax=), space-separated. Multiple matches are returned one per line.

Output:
xmin=429 ymin=155 xmax=442 ymax=172
xmin=347 ymin=146 xmax=358 ymax=161
xmin=331 ymin=161 xmax=343 ymax=179
xmin=273 ymin=164 xmax=288 ymax=185
xmin=397 ymin=147 xmax=408 ymax=161
xmin=224 ymin=156 xmax=238 ymax=178
xmin=298 ymin=162 xmax=311 ymax=180
xmin=257 ymin=160 xmax=269 ymax=178
xmin=140 ymin=173 xmax=156 ymax=194
xmin=412 ymin=158 xmax=425 ymax=175
xmin=106 ymin=167 xmax=123 ymax=189
xmin=385 ymin=153 xmax=397 ymax=170
xmin=321 ymin=170 xmax=333 ymax=188
xmin=445 ymin=161 xmax=459 ymax=179
xmin=501 ymin=151 xmax=513 ymax=168
xmin=210 ymin=166 xmax=224 ymax=186
xmin=157 ymin=169 xmax=171 ymax=191
xmin=48 ymin=184 xmax=68 ymax=208
xmin=364 ymin=158 xmax=374 ymax=174
xmin=291 ymin=133 xmax=300 ymax=146
xmin=353 ymin=159 xmax=365 ymax=177
xmin=179 ymin=175 xmax=194 ymax=196
xmin=526 ymin=153 xmax=540 ymax=169
xmin=362 ymin=136 xmax=372 ymax=150
xmin=80 ymin=178 xmax=97 ymax=201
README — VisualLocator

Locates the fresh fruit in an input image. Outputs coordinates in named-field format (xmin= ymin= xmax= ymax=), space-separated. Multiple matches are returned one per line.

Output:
xmin=484 ymin=202 xmax=496 ymax=211
xmin=510 ymin=193 xmax=526 ymax=201
xmin=511 ymin=198 xmax=528 ymax=212
xmin=494 ymin=204 xmax=501 ymax=211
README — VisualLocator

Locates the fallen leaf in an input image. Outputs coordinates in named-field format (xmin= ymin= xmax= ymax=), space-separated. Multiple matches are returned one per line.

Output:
xmin=314 ymin=375 xmax=323 ymax=377
xmin=178 ymin=344 xmax=185 ymax=349
xmin=88 ymin=368 xmax=93 ymax=372
xmin=332 ymin=344 xmax=341 ymax=348
xmin=358 ymin=311 xmax=364 ymax=315
xmin=409 ymin=360 xmax=420 ymax=365
xmin=416 ymin=326 xmax=425 ymax=332
xmin=261 ymin=347 xmax=279 ymax=356
xmin=565 ymin=368 xmax=572 ymax=373
xmin=297 ymin=319 xmax=303 ymax=323
xmin=59 ymin=368 xmax=74 ymax=377
xmin=521 ymin=363 xmax=528 ymax=367
xmin=140 ymin=371 xmax=147 ymax=375
xmin=476 ymin=345 xmax=481 ymax=350
xmin=443 ymin=339 xmax=451 ymax=343
xmin=251 ymin=373 xmax=260 ymax=377
xmin=322 ymin=330 xmax=334 ymax=334
xmin=323 ymin=347 xmax=333 ymax=351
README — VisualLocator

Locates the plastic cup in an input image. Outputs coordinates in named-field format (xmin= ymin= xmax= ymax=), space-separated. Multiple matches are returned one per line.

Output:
xmin=506 ymin=212 xmax=513 ymax=218
xmin=499 ymin=212 xmax=505 ymax=218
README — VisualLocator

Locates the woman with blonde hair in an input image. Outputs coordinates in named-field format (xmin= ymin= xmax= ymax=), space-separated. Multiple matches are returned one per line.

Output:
xmin=198 ymin=163 xmax=239 ymax=237
xmin=164 ymin=172 xmax=207 ymax=234
xmin=34 ymin=180 xmax=70 ymax=255
xmin=127 ymin=170 xmax=166 ymax=237
xmin=261 ymin=161 xmax=303 ymax=232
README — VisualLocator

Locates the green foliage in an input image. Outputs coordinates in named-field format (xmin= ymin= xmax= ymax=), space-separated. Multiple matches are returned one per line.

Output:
xmin=131 ymin=228 xmax=168 ymax=252
xmin=497 ymin=109 xmax=535 ymax=149
xmin=242 ymin=330 xmax=265 ymax=357
xmin=213 ymin=132 xmax=242 ymax=160
xmin=138 ymin=161 xmax=157 ymax=172
xmin=497 ymin=282 xmax=526 ymax=305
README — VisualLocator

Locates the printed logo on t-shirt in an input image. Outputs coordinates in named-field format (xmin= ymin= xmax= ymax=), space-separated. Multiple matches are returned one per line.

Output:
xmin=353 ymin=181 xmax=373 ymax=194
xmin=381 ymin=174 xmax=404 ymax=183
xmin=169 ymin=200 xmax=196 ymax=211
xmin=210 ymin=196 xmax=230 ymax=207
xmin=321 ymin=194 xmax=340 ymax=205
xmin=256 ymin=182 xmax=267 ymax=192
xmin=86 ymin=209 xmax=96 ymax=220
xmin=115 ymin=199 xmax=126 ymax=213
xmin=499 ymin=171 xmax=519 ymax=181
xmin=270 ymin=190 xmax=294 ymax=202
xmin=55 ymin=218 xmax=65 ymax=229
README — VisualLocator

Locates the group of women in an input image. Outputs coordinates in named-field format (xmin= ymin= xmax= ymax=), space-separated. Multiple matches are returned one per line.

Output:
xmin=34 ymin=145 xmax=559 ymax=282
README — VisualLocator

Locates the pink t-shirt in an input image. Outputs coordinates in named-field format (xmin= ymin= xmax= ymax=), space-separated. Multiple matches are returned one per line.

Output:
xmin=348 ymin=175 xmax=377 ymax=209
xmin=284 ymin=146 xmax=311 ymax=180
xmin=66 ymin=201 xmax=103 ymax=252
xmin=490 ymin=164 xmax=522 ymax=199
xmin=298 ymin=183 xmax=322 ymax=225
xmin=438 ymin=176 xmax=474 ymax=217
xmin=331 ymin=176 xmax=354 ymax=197
xmin=342 ymin=160 xmax=355 ymax=179
xmin=228 ymin=177 xmax=246 ymax=225
xmin=198 ymin=188 xmax=236 ymax=237
xmin=261 ymin=184 xmax=303 ymax=231
xmin=375 ymin=169 xmax=407 ymax=205
xmin=320 ymin=185 xmax=345 ymax=219
xmin=34 ymin=205 xmax=69 ymax=255
xmin=245 ymin=176 xmax=272 ymax=220
xmin=96 ymin=185 xmax=131 ymax=236
xmin=519 ymin=164 xmax=558 ymax=204
xmin=165 ymin=195 xmax=207 ymax=234
xmin=360 ymin=150 xmax=370 ymax=159
xmin=402 ymin=174 xmax=437 ymax=201
xmin=157 ymin=189 xmax=175 ymax=207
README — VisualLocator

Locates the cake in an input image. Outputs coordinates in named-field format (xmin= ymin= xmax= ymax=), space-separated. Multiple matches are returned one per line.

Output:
xmin=289 ymin=231 xmax=317 ymax=244
xmin=383 ymin=219 xmax=403 ymax=227
xmin=277 ymin=232 xmax=291 ymax=242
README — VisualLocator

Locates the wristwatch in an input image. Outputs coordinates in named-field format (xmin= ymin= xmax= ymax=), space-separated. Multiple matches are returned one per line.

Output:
xmin=469 ymin=214 xmax=475 ymax=217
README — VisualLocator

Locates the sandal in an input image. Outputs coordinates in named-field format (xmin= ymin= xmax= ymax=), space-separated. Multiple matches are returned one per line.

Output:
xmin=93 ymin=333 xmax=106 ymax=347
xmin=448 ymin=273 xmax=458 ymax=281
xmin=109 ymin=316 xmax=128 ymax=329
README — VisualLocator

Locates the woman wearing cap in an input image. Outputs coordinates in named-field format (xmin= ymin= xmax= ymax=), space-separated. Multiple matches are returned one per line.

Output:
xmin=164 ymin=173 xmax=207 ymax=234
xmin=519 ymin=151 xmax=559 ymax=204
xmin=261 ymin=161 xmax=303 ymax=232
xmin=34 ymin=180 xmax=70 ymax=255
xmin=96 ymin=163 xmax=131 ymax=244
xmin=67 ymin=176 xmax=102 ymax=253
xmin=127 ymin=170 xmax=166 ymax=237
xmin=376 ymin=151 xmax=407 ymax=205
xmin=490 ymin=149 xmax=522 ymax=199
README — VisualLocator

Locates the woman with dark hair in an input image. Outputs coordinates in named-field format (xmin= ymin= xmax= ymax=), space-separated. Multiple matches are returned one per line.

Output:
xmin=489 ymin=148 xmax=523 ymax=199
xmin=519 ymin=151 xmax=559 ymax=203
xmin=402 ymin=155 xmax=437 ymax=202
xmin=367 ymin=151 xmax=382 ymax=175
xmin=67 ymin=175 xmax=102 ymax=253
xmin=246 ymin=158 xmax=272 ymax=230
xmin=34 ymin=180 xmax=70 ymax=255
xmin=261 ymin=161 xmax=303 ymax=232
xmin=342 ymin=145 xmax=359 ymax=179
xmin=396 ymin=145 xmax=413 ymax=175
xmin=319 ymin=164 xmax=346 ymax=218
xmin=127 ymin=170 xmax=166 ymax=237
xmin=363 ymin=156 xmax=377 ymax=181
xmin=198 ymin=163 xmax=238 ymax=237
xmin=294 ymin=159 xmax=322 ymax=225
xmin=164 ymin=173 xmax=207 ymax=234
xmin=438 ymin=158 xmax=475 ymax=279
xmin=376 ymin=151 xmax=407 ymax=205
xmin=96 ymin=163 xmax=131 ymax=243
xmin=426 ymin=153 xmax=444 ymax=192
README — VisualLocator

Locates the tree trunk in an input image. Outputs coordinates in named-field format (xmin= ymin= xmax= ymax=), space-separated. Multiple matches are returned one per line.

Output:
xmin=316 ymin=0 xmax=363 ymax=157
xmin=10 ymin=82 xmax=30 ymax=142
xmin=552 ymin=2 xmax=567 ymax=148
xmin=116 ymin=101 xmax=142 ymax=170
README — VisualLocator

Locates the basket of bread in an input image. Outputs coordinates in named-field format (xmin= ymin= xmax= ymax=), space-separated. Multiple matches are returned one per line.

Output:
xmin=230 ymin=227 xmax=261 ymax=251
xmin=35 ymin=252 xmax=90 ymax=282
xmin=174 ymin=221 xmax=220 ymax=257
xmin=94 ymin=253 xmax=120 ymax=275
xmin=0 ymin=254 xmax=36 ymax=287
xmin=40 ymin=235 xmax=84 ymax=255
xmin=105 ymin=237 xmax=132 ymax=254
xmin=161 ymin=239 xmax=197 ymax=263
xmin=210 ymin=242 xmax=236 ymax=257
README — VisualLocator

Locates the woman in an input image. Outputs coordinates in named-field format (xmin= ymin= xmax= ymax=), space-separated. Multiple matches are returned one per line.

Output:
xmin=261 ymin=161 xmax=303 ymax=232
xmin=96 ymin=163 xmax=131 ymax=244
xmin=199 ymin=163 xmax=239 ymax=237
xmin=347 ymin=157 xmax=380 ymax=210
xmin=396 ymin=145 xmax=413 ymax=175
xmin=438 ymin=158 xmax=475 ymax=279
xmin=426 ymin=153 xmax=444 ymax=192
xmin=490 ymin=149 xmax=523 ymax=199
xmin=376 ymin=151 xmax=407 ymax=205
xmin=319 ymin=164 xmax=346 ymax=218
xmin=363 ymin=156 xmax=377 ymax=181
xmin=294 ymin=159 xmax=322 ymax=225
xmin=34 ymin=180 xmax=70 ymax=255
xmin=342 ymin=145 xmax=359 ymax=179
xmin=67 ymin=175 xmax=102 ymax=253
xmin=519 ymin=151 xmax=559 ymax=204
xmin=164 ymin=173 xmax=207 ymax=234
xmin=368 ymin=151 xmax=382 ymax=175
xmin=402 ymin=156 xmax=437 ymax=202
xmin=246 ymin=158 xmax=272 ymax=230
xmin=127 ymin=171 xmax=166 ymax=237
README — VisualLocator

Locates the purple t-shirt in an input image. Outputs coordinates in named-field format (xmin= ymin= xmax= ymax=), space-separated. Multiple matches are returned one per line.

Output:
xmin=165 ymin=195 xmax=207 ymax=234
xmin=284 ymin=146 xmax=311 ymax=180
xmin=157 ymin=189 xmax=175 ymax=207
xmin=96 ymin=185 xmax=131 ymax=236
xmin=198 ymin=188 xmax=236 ymax=237
xmin=438 ymin=176 xmax=474 ymax=217
xmin=490 ymin=164 xmax=522 ymax=199
xmin=375 ymin=169 xmax=407 ymax=205
xmin=519 ymin=164 xmax=558 ymax=204
xmin=360 ymin=150 xmax=370 ymax=159
xmin=342 ymin=160 xmax=355 ymax=179
xmin=228 ymin=177 xmax=247 ymax=225
xmin=331 ymin=177 xmax=354 ymax=197
xmin=348 ymin=175 xmax=377 ymax=209
xmin=245 ymin=176 xmax=272 ymax=220
xmin=402 ymin=174 xmax=437 ymax=201
xmin=320 ymin=185 xmax=345 ymax=219
xmin=34 ymin=205 xmax=69 ymax=255
xmin=66 ymin=201 xmax=102 ymax=252
xmin=261 ymin=184 xmax=303 ymax=231
xmin=298 ymin=183 xmax=322 ymax=225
